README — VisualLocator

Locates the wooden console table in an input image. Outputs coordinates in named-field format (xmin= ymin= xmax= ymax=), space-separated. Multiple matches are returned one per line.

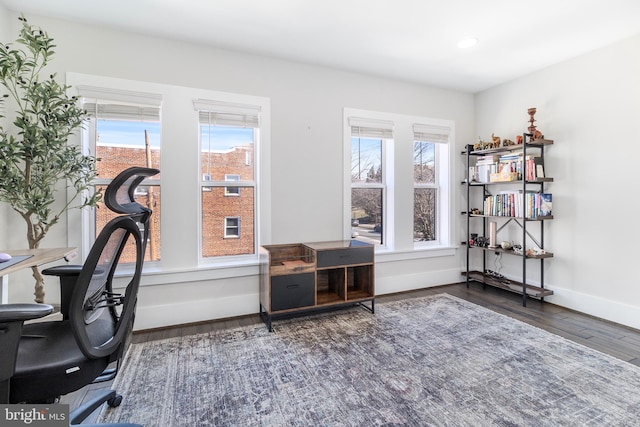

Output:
xmin=259 ymin=240 xmax=375 ymax=331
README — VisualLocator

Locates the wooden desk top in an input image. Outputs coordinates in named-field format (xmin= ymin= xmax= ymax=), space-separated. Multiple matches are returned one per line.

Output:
xmin=0 ymin=248 xmax=77 ymax=276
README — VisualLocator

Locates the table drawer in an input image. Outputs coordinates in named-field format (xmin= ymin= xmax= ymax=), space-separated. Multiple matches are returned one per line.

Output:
xmin=316 ymin=247 xmax=373 ymax=268
xmin=271 ymin=272 xmax=314 ymax=311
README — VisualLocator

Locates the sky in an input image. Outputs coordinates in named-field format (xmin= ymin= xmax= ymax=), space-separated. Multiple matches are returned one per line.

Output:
xmin=97 ymin=120 xmax=254 ymax=151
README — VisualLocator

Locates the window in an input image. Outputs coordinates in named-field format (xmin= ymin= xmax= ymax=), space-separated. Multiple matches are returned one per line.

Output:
xmin=78 ymin=86 xmax=162 ymax=263
xmin=68 ymin=72 xmax=271 ymax=276
xmin=413 ymin=124 xmax=451 ymax=248
xmin=224 ymin=174 xmax=240 ymax=196
xmin=224 ymin=217 xmax=240 ymax=238
xmin=344 ymin=109 xmax=453 ymax=253
xmin=349 ymin=117 xmax=393 ymax=246
xmin=195 ymin=100 xmax=259 ymax=258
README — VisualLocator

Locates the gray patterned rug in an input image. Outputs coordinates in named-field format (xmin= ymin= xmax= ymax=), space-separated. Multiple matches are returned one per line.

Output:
xmin=98 ymin=294 xmax=640 ymax=426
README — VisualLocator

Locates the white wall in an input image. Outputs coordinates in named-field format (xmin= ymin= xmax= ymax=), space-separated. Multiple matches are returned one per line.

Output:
xmin=475 ymin=34 xmax=640 ymax=329
xmin=1 ymin=12 xmax=474 ymax=329
xmin=0 ymin=4 xmax=8 ymax=248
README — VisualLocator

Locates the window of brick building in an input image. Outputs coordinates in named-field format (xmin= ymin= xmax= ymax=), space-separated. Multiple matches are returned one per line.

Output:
xmin=224 ymin=217 xmax=240 ymax=238
xmin=224 ymin=174 xmax=240 ymax=196
xmin=80 ymin=87 xmax=162 ymax=263
xmin=195 ymin=100 xmax=260 ymax=259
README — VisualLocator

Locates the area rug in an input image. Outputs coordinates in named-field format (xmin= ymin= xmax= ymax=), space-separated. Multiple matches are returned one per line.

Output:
xmin=98 ymin=294 xmax=640 ymax=426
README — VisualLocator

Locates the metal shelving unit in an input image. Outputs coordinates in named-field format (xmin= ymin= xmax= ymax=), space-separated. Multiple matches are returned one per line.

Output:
xmin=463 ymin=133 xmax=554 ymax=306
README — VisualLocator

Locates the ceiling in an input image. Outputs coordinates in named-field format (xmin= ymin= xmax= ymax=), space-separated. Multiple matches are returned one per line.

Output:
xmin=2 ymin=0 xmax=640 ymax=93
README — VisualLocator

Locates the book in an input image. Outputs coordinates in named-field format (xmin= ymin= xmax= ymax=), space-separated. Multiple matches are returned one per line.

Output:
xmin=539 ymin=193 xmax=552 ymax=216
xmin=534 ymin=157 xmax=545 ymax=178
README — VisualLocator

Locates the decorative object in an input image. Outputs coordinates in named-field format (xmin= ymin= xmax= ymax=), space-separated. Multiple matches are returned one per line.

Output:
xmin=98 ymin=294 xmax=640 ymax=426
xmin=490 ymin=133 xmax=501 ymax=148
xmin=0 ymin=16 xmax=101 ymax=302
xmin=489 ymin=221 xmax=497 ymax=248
xmin=473 ymin=136 xmax=487 ymax=151
xmin=527 ymin=107 xmax=543 ymax=140
xmin=502 ymin=138 xmax=515 ymax=146
xmin=501 ymin=241 xmax=513 ymax=250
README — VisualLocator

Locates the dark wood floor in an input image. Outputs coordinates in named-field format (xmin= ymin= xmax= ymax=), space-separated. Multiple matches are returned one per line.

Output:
xmin=63 ymin=282 xmax=640 ymax=422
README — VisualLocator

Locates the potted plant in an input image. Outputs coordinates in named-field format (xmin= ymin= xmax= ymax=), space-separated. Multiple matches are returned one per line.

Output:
xmin=0 ymin=15 xmax=101 ymax=303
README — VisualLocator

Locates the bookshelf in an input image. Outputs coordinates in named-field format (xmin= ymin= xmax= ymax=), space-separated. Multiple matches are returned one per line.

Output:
xmin=462 ymin=133 xmax=554 ymax=306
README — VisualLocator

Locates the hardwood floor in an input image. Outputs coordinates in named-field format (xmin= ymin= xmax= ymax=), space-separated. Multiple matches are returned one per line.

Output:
xmin=63 ymin=282 xmax=640 ymax=422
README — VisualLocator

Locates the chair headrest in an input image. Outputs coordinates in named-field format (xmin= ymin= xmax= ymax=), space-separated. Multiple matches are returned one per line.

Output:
xmin=104 ymin=167 xmax=160 ymax=216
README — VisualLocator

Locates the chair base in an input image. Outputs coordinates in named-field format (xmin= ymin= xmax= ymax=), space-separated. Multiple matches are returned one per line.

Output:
xmin=69 ymin=388 xmax=141 ymax=427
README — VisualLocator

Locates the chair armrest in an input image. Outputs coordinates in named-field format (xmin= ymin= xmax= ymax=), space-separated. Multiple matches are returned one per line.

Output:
xmin=42 ymin=266 xmax=83 ymax=321
xmin=42 ymin=265 xmax=83 ymax=277
xmin=0 ymin=304 xmax=53 ymax=322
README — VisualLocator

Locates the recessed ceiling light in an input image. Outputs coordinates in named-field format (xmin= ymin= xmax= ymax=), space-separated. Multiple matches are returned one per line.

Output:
xmin=457 ymin=38 xmax=478 ymax=49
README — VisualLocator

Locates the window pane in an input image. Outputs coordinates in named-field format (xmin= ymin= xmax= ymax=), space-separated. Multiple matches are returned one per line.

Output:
xmin=351 ymin=137 xmax=382 ymax=183
xmin=414 ymin=188 xmax=436 ymax=242
xmin=351 ymin=188 xmax=382 ymax=245
xmin=201 ymin=125 xmax=254 ymax=181
xmin=96 ymin=119 xmax=161 ymax=179
xmin=95 ymin=116 xmax=161 ymax=262
xmin=95 ymin=184 xmax=161 ymax=262
xmin=202 ymin=187 xmax=255 ymax=257
xmin=414 ymin=141 xmax=435 ymax=184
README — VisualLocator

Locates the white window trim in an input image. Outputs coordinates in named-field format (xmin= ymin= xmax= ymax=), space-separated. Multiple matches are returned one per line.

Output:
xmin=343 ymin=108 xmax=456 ymax=257
xmin=72 ymin=85 xmax=162 ymax=262
xmin=196 ymin=103 xmax=260 ymax=262
xmin=65 ymin=72 xmax=271 ymax=279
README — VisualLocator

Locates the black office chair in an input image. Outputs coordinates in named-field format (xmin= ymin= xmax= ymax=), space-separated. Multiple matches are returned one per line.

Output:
xmin=0 ymin=167 xmax=159 ymax=426
xmin=0 ymin=215 xmax=143 ymax=426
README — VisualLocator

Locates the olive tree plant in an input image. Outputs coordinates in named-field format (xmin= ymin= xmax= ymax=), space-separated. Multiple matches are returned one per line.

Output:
xmin=0 ymin=16 xmax=101 ymax=303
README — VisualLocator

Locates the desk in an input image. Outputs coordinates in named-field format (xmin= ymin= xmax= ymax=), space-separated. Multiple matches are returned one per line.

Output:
xmin=0 ymin=248 xmax=77 ymax=304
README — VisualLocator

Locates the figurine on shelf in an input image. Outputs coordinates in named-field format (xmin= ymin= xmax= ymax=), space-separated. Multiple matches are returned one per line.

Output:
xmin=503 ymin=138 xmax=515 ymax=146
xmin=491 ymin=133 xmax=501 ymax=148
xmin=474 ymin=137 xmax=488 ymax=151
xmin=516 ymin=135 xmax=523 ymax=144
xmin=527 ymin=107 xmax=543 ymax=140
xmin=474 ymin=136 xmax=488 ymax=151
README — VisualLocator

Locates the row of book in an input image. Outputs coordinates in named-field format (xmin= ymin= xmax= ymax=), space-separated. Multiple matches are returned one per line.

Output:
xmin=470 ymin=153 xmax=545 ymax=183
xmin=482 ymin=191 xmax=552 ymax=218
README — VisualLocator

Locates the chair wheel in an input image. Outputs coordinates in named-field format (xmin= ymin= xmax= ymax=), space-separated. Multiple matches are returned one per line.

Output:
xmin=107 ymin=394 xmax=123 ymax=407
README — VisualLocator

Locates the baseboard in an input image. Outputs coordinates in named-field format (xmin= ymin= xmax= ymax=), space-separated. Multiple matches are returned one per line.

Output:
xmin=134 ymin=293 xmax=259 ymax=331
xmin=375 ymin=268 xmax=461 ymax=295
xmin=134 ymin=268 xmax=462 ymax=331
xmin=547 ymin=287 xmax=640 ymax=331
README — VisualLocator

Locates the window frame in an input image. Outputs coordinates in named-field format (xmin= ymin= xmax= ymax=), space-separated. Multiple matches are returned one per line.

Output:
xmin=343 ymin=108 xmax=455 ymax=255
xmin=195 ymin=99 xmax=261 ymax=263
xmin=66 ymin=72 xmax=271 ymax=277
xmin=75 ymin=85 xmax=162 ymax=264
xmin=349 ymin=130 xmax=391 ymax=248
xmin=413 ymin=140 xmax=439 ymax=246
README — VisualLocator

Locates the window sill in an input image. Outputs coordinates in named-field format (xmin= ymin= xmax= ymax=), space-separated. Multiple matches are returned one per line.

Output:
xmin=115 ymin=256 xmax=260 ymax=287
xmin=114 ymin=247 xmax=457 ymax=287
xmin=375 ymin=246 xmax=458 ymax=263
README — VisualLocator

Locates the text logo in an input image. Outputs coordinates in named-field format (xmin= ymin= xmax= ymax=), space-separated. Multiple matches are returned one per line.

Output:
xmin=1 ymin=405 xmax=68 ymax=426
